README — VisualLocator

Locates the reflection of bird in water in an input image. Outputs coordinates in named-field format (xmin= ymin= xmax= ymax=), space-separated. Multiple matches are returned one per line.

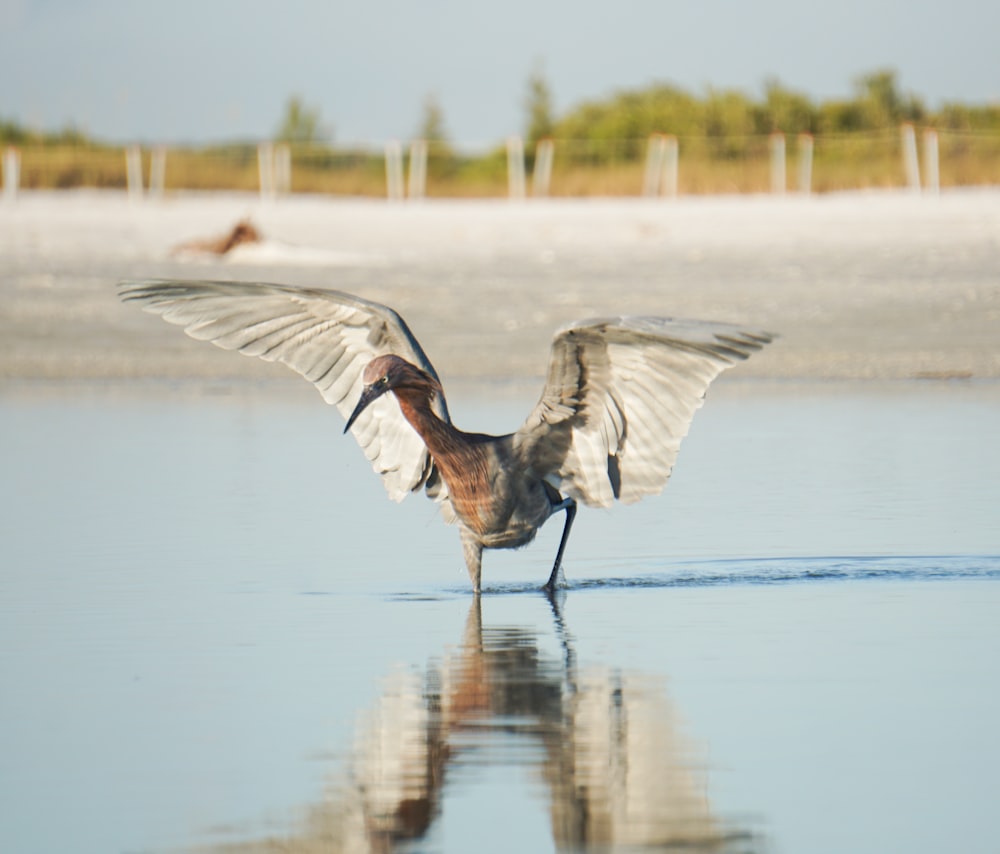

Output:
xmin=202 ymin=597 xmax=759 ymax=853
xmin=119 ymin=280 xmax=773 ymax=592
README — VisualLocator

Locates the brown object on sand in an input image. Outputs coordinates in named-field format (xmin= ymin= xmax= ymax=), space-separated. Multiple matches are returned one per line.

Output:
xmin=174 ymin=219 xmax=262 ymax=255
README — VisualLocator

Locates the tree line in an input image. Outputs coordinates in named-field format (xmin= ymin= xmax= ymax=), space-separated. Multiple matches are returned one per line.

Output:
xmin=3 ymin=68 xmax=998 ymax=152
xmin=526 ymin=69 xmax=1000 ymax=157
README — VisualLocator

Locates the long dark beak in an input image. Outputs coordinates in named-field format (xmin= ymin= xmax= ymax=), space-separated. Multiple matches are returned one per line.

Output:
xmin=344 ymin=383 xmax=386 ymax=434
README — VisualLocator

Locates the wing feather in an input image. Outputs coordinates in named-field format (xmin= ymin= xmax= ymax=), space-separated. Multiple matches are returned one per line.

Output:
xmin=514 ymin=316 xmax=774 ymax=508
xmin=118 ymin=278 xmax=451 ymax=503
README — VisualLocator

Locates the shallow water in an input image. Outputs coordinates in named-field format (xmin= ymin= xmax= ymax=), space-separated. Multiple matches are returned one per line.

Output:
xmin=2 ymin=380 xmax=999 ymax=853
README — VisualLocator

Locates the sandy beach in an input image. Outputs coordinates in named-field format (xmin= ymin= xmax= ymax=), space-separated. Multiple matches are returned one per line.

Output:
xmin=1 ymin=188 xmax=998 ymax=384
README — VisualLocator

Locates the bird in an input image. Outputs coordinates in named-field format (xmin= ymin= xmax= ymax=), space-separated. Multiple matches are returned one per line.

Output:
xmin=118 ymin=279 xmax=774 ymax=593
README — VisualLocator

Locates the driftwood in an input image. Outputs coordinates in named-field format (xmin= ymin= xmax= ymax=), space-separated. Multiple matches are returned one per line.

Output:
xmin=174 ymin=218 xmax=262 ymax=255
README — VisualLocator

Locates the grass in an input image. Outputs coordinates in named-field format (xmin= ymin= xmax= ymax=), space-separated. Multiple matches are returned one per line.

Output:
xmin=5 ymin=130 xmax=998 ymax=197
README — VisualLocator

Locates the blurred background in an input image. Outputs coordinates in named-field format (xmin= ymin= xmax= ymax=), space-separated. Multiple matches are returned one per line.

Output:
xmin=2 ymin=0 xmax=999 ymax=197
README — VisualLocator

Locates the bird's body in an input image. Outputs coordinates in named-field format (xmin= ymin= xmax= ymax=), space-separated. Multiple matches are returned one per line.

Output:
xmin=345 ymin=353 xmax=569 ymax=591
xmin=119 ymin=279 xmax=774 ymax=593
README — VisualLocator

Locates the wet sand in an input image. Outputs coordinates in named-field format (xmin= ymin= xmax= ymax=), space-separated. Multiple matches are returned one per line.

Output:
xmin=1 ymin=188 xmax=998 ymax=386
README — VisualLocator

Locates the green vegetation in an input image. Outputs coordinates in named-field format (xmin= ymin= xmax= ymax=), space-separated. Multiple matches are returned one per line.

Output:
xmin=275 ymin=95 xmax=329 ymax=144
xmin=416 ymin=94 xmax=450 ymax=148
xmin=524 ymin=61 xmax=555 ymax=150
xmin=2 ymin=70 xmax=998 ymax=196
xmin=0 ymin=118 xmax=91 ymax=147
xmin=551 ymin=69 xmax=998 ymax=155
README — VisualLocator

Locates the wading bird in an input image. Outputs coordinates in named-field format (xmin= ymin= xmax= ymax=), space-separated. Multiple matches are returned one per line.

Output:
xmin=119 ymin=279 xmax=773 ymax=593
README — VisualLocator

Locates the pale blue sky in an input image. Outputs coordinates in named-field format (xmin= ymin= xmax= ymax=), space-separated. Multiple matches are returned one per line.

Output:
xmin=2 ymin=0 xmax=997 ymax=146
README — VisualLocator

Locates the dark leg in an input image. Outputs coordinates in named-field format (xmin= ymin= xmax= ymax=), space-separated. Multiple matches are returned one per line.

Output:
xmin=460 ymin=528 xmax=484 ymax=595
xmin=544 ymin=498 xmax=577 ymax=592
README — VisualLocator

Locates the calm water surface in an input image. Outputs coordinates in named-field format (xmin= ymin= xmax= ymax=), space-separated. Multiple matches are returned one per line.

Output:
xmin=2 ymin=380 xmax=999 ymax=854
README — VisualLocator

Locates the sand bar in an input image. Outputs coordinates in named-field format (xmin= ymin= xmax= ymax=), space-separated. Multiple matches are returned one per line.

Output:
xmin=1 ymin=188 xmax=998 ymax=384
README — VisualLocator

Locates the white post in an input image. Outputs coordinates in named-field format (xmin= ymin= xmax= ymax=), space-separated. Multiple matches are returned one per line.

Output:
xmin=149 ymin=146 xmax=167 ymax=198
xmin=257 ymin=142 xmax=276 ymax=199
xmin=923 ymin=129 xmax=939 ymax=196
xmin=659 ymin=135 xmax=678 ymax=198
xmin=384 ymin=140 xmax=404 ymax=201
xmin=407 ymin=139 xmax=428 ymax=200
xmin=901 ymin=123 xmax=921 ymax=192
xmin=769 ymin=132 xmax=786 ymax=195
xmin=531 ymin=138 xmax=554 ymax=198
xmin=274 ymin=143 xmax=292 ymax=195
xmin=797 ymin=133 xmax=813 ymax=194
xmin=2 ymin=146 xmax=20 ymax=202
xmin=506 ymin=136 xmax=526 ymax=200
xmin=126 ymin=145 xmax=143 ymax=200
xmin=642 ymin=134 xmax=666 ymax=197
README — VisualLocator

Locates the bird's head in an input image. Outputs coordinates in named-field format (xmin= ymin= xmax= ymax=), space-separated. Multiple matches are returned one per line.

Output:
xmin=344 ymin=354 xmax=441 ymax=434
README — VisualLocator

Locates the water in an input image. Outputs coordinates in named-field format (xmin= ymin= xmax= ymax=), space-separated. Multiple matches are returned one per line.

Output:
xmin=2 ymin=379 xmax=999 ymax=854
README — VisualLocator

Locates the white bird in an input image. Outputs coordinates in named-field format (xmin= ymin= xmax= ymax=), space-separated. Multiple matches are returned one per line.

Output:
xmin=119 ymin=279 xmax=773 ymax=593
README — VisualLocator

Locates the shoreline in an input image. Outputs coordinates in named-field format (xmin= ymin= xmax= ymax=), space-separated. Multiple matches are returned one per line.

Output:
xmin=2 ymin=189 xmax=999 ymax=384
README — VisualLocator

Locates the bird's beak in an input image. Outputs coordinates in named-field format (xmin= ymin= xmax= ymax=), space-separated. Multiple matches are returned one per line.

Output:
xmin=344 ymin=383 xmax=386 ymax=434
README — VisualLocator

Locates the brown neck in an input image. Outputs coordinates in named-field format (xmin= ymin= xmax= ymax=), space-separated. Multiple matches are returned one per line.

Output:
xmin=393 ymin=388 xmax=460 ymax=457
xmin=394 ymin=387 xmax=494 ymax=534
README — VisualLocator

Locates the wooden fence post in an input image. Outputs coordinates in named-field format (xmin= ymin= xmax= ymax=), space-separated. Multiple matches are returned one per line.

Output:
xmin=407 ymin=139 xmax=428 ymax=200
xmin=797 ymin=133 xmax=813 ymax=194
xmin=149 ymin=146 xmax=167 ymax=198
xmin=660 ymin=135 xmax=678 ymax=197
xmin=385 ymin=140 xmax=404 ymax=201
xmin=769 ymin=132 xmax=786 ymax=194
xmin=901 ymin=124 xmax=921 ymax=192
xmin=2 ymin=146 xmax=20 ymax=202
xmin=532 ymin=138 xmax=554 ymax=197
xmin=274 ymin=144 xmax=292 ymax=195
xmin=643 ymin=134 xmax=665 ymax=197
xmin=126 ymin=145 xmax=144 ymax=200
xmin=507 ymin=136 xmax=526 ymax=200
xmin=257 ymin=142 xmax=275 ymax=199
xmin=923 ymin=129 xmax=939 ymax=195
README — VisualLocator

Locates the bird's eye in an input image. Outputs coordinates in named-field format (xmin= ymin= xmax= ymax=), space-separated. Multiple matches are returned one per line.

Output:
xmin=380 ymin=375 xmax=389 ymax=386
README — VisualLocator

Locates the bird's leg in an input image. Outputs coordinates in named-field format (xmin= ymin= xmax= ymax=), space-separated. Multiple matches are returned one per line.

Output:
xmin=460 ymin=528 xmax=484 ymax=595
xmin=544 ymin=497 xmax=577 ymax=592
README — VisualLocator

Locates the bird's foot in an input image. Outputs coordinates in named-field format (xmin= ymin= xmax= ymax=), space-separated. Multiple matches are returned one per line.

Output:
xmin=543 ymin=563 xmax=566 ymax=594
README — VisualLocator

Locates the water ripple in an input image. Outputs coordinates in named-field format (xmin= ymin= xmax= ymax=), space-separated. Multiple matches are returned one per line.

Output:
xmin=461 ymin=554 xmax=1000 ymax=597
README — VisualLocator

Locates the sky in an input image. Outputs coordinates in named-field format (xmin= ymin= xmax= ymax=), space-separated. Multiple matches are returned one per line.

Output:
xmin=2 ymin=0 xmax=998 ymax=148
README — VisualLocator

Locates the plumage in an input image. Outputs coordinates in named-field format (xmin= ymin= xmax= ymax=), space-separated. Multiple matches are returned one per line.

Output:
xmin=119 ymin=278 xmax=774 ymax=592
xmin=118 ymin=279 xmax=447 ymax=502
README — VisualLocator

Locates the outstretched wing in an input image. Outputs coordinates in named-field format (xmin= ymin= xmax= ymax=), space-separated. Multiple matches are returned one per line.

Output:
xmin=118 ymin=278 xmax=450 ymax=502
xmin=513 ymin=317 xmax=773 ymax=508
